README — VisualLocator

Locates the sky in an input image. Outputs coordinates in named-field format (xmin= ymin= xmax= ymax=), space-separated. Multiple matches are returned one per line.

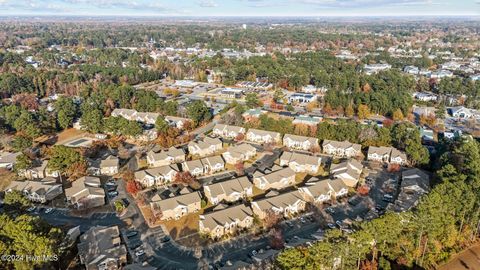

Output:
xmin=0 ymin=0 xmax=478 ymax=17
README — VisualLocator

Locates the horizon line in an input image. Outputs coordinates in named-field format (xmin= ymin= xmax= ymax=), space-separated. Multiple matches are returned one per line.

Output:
xmin=0 ymin=14 xmax=479 ymax=18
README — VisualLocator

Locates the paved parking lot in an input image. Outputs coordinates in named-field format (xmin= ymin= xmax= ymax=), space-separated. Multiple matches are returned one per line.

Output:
xmin=246 ymin=148 xmax=282 ymax=175
xmin=201 ymin=213 xmax=322 ymax=267
xmin=366 ymin=163 xmax=401 ymax=209
xmin=326 ymin=198 xmax=373 ymax=223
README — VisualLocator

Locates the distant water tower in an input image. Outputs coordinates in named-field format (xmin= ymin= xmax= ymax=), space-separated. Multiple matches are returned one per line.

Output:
xmin=242 ymin=24 xmax=247 ymax=30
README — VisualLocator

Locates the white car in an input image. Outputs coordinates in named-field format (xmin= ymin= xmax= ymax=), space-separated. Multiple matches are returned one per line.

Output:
xmin=44 ymin=208 xmax=53 ymax=214
xmin=105 ymin=181 xmax=117 ymax=186
xmin=135 ymin=249 xmax=145 ymax=257
xmin=26 ymin=206 xmax=36 ymax=212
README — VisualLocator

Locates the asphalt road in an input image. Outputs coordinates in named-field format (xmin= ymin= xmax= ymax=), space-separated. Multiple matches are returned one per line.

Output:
xmin=33 ymin=208 xmax=124 ymax=233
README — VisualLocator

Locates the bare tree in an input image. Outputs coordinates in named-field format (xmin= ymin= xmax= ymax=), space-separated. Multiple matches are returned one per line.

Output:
xmin=263 ymin=210 xmax=282 ymax=230
xmin=269 ymin=227 xmax=285 ymax=249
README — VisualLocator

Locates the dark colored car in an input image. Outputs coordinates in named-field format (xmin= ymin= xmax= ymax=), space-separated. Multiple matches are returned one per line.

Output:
xmin=126 ymin=231 xmax=138 ymax=238
xmin=129 ymin=242 xmax=142 ymax=250
xmin=161 ymin=236 xmax=171 ymax=242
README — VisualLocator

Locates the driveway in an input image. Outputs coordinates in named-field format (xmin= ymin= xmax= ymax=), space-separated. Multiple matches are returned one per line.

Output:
xmin=191 ymin=120 xmax=217 ymax=137
xmin=327 ymin=198 xmax=373 ymax=223
xmin=246 ymin=148 xmax=282 ymax=175
xmin=199 ymin=171 xmax=236 ymax=186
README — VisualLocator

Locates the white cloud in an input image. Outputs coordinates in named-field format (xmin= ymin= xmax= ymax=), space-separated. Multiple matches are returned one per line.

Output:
xmin=235 ymin=0 xmax=288 ymax=8
xmin=297 ymin=0 xmax=433 ymax=8
xmin=198 ymin=0 xmax=218 ymax=7
xmin=63 ymin=0 xmax=170 ymax=11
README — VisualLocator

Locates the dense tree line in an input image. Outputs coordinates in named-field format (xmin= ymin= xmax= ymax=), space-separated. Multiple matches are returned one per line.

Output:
xmin=277 ymin=138 xmax=480 ymax=269
xmin=436 ymin=77 xmax=480 ymax=109
xmin=0 ymin=50 xmax=165 ymax=98
xmin=194 ymin=52 xmax=415 ymax=116
xmin=0 ymin=84 xmax=178 ymax=144
xmin=0 ymin=192 xmax=65 ymax=269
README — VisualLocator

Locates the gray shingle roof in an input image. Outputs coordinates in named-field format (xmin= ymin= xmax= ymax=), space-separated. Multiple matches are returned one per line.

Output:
xmin=201 ymin=204 xmax=253 ymax=230
xmin=204 ymin=176 xmax=252 ymax=198
xmin=156 ymin=191 xmax=201 ymax=212
xmin=253 ymin=190 xmax=304 ymax=211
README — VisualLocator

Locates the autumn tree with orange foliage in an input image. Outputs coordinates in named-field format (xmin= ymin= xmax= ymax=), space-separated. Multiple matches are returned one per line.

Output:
xmin=406 ymin=113 xmax=415 ymax=123
xmin=278 ymin=79 xmax=289 ymax=89
xmin=126 ymin=180 xmax=142 ymax=196
xmin=359 ymin=259 xmax=378 ymax=270
xmin=382 ymin=118 xmax=394 ymax=128
xmin=308 ymin=125 xmax=318 ymax=137
xmin=387 ymin=163 xmax=401 ymax=172
xmin=235 ymin=133 xmax=245 ymax=142
xmin=12 ymin=93 xmax=39 ymax=111
xmin=182 ymin=120 xmax=193 ymax=132
xmin=156 ymin=127 xmax=184 ymax=148
xmin=357 ymin=185 xmax=370 ymax=196
xmin=105 ymin=137 xmax=123 ymax=149
xmin=174 ymin=171 xmax=198 ymax=188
